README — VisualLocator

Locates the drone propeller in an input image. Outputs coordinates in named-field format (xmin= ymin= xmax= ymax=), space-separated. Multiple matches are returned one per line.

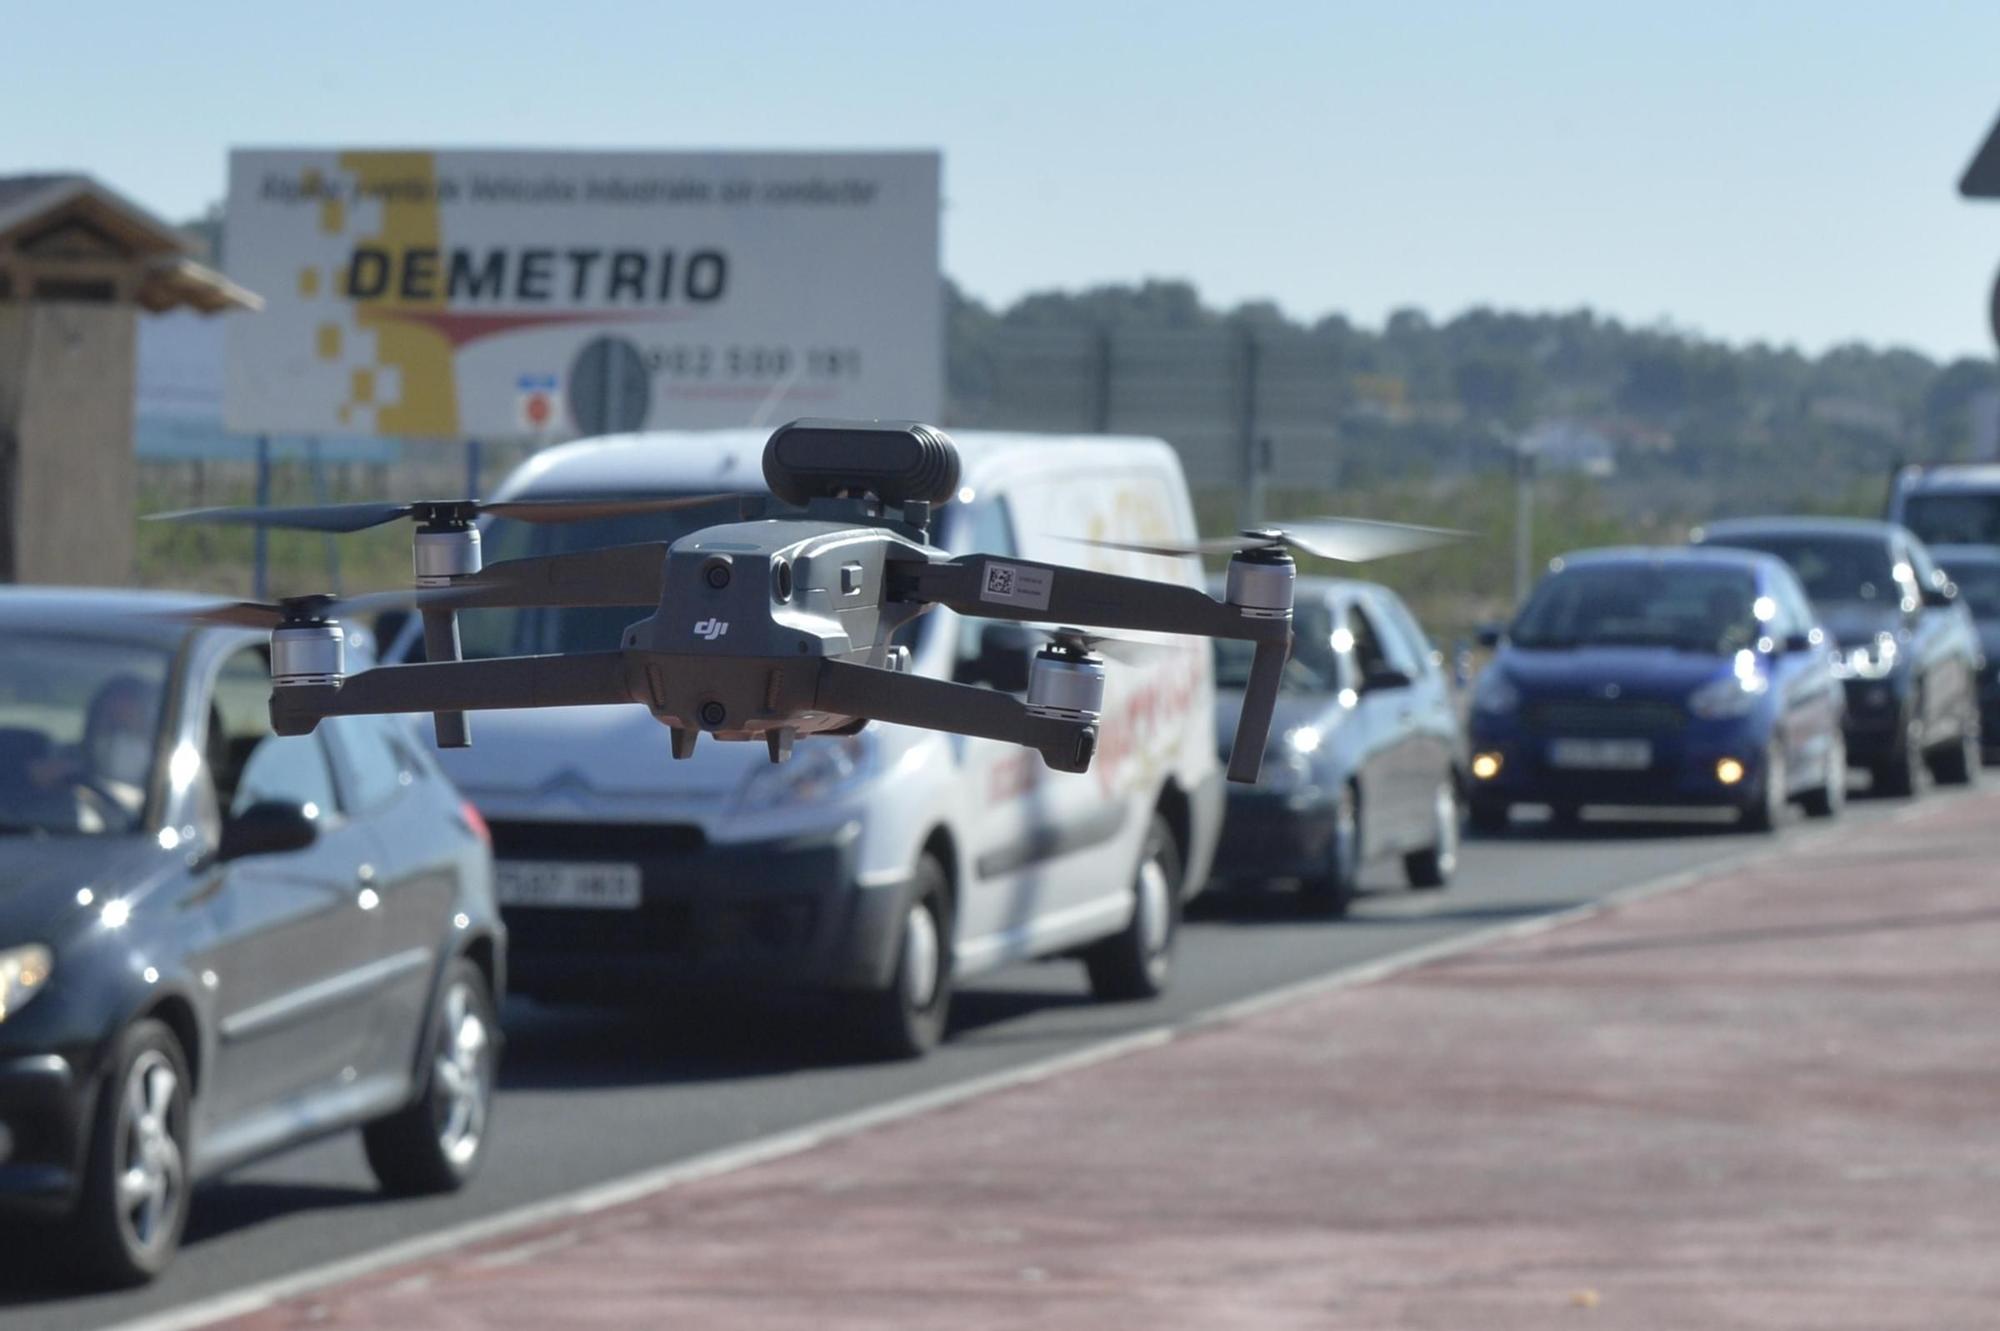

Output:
xmin=1045 ymin=626 xmax=1180 ymax=667
xmin=146 ymin=492 xmax=756 ymax=534
xmin=158 ymin=587 xmax=455 ymax=630
xmin=1065 ymin=516 xmax=1466 ymax=564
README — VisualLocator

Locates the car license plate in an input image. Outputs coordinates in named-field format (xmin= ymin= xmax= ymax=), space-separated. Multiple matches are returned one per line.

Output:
xmin=496 ymin=861 xmax=643 ymax=910
xmin=1547 ymin=738 xmax=1653 ymax=770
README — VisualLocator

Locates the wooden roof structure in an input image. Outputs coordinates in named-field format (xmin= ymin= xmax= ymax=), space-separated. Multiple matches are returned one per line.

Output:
xmin=0 ymin=173 xmax=259 ymax=313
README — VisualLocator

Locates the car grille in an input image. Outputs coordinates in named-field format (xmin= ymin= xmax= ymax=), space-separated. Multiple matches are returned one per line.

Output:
xmin=487 ymin=820 xmax=706 ymax=859
xmin=1522 ymin=698 xmax=1686 ymax=735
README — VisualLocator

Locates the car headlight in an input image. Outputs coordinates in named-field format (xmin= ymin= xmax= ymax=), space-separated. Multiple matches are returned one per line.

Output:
xmin=1831 ymin=632 xmax=1900 ymax=681
xmin=1688 ymin=672 xmax=1769 ymax=719
xmin=733 ymin=733 xmax=877 ymax=813
xmin=1472 ymin=670 xmax=1521 ymax=714
xmin=1285 ymin=725 xmax=1323 ymax=755
xmin=0 ymin=944 xmax=52 ymax=1023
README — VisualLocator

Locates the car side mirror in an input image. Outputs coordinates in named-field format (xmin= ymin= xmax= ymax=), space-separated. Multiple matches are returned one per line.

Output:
xmin=1920 ymin=582 xmax=1954 ymax=610
xmin=1475 ymin=623 xmax=1504 ymax=649
xmin=373 ymin=608 xmax=414 ymax=653
xmin=1781 ymin=631 xmax=1814 ymax=654
xmin=957 ymin=623 xmax=1038 ymax=693
xmin=218 ymin=801 xmax=320 ymax=862
xmin=1361 ymin=665 xmax=1413 ymax=694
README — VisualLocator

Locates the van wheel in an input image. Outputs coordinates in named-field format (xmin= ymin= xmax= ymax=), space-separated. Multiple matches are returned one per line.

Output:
xmin=1801 ymin=736 xmax=1847 ymax=819
xmin=364 ymin=960 xmax=497 ymax=1196
xmin=68 ymin=1019 xmax=192 ymax=1288
xmin=1085 ymin=814 xmax=1181 ymax=1001
xmin=846 ymin=854 xmax=953 ymax=1059
xmin=1404 ymin=779 xmax=1459 ymax=889
xmin=1299 ymin=784 xmax=1360 ymax=918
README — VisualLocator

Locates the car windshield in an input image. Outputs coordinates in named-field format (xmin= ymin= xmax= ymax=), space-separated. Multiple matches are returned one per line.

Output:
xmin=1510 ymin=563 xmax=1759 ymax=655
xmin=1213 ymin=601 xmax=1338 ymax=693
xmin=1706 ymin=533 xmax=1897 ymax=606
xmin=453 ymin=494 xmax=807 ymax=658
xmin=0 ymin=631 xmax=172 ymax=836
xmin=1901 ymin=493 xmax=2000 ymax=548
xmin=1937 ymin=559 xmax=2000 ymax=619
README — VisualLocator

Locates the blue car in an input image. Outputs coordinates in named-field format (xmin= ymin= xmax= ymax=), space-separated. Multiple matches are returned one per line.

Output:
xmin=1467 ymin=547 xmax=1846 ymax=833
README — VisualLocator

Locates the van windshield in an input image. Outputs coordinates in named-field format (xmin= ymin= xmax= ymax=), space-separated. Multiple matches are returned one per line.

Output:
xmin=1901 ymin=493 xmax=2000 ymax=547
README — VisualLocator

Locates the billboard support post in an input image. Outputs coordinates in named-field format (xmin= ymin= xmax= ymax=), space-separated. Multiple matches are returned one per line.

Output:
xmin=465 ymin=438 xmax=483 ymax=501
xmin=251 ymin=435 xmax=271 ymax=600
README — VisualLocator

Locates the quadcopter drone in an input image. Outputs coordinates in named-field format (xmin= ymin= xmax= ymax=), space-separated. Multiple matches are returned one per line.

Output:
xmin=154 ymin=421 xmax=1457 ymax=785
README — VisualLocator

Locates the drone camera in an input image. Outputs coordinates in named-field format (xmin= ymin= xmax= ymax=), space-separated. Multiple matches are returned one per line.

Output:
xmin=762 ymin=419 xmax=962 ymax=508
xmin=1025 ymin=645 xmax=1106 ymax=722
xmin=271 ymin=621 xmax=346 ymax=687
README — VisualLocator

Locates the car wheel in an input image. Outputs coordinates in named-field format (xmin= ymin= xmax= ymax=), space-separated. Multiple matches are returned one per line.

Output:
xmin=1403 ymin=778 xmax=1459 ymax=889
xmin=1873 ymin=713 xmax=1927 ymax=799
xmin=1739 ymin=743 xmax=1786 ymax=833
xmin=69 ymin=1018 xmax=192 ymax=1288
xmin=1299 ymin=784 xmax=1360 ymax=918
xmin=1467 ymin=794 xmax=1509 ymax=836
xmin=1930 ymin=716 xmax=1981 ymax=786
xmin=1085 ymin=813 xmax=1182 ymax=1000
xmin=1800 ymin=736 xmax=1847 ymax=819
xmin=845 ymin=853 xmax=954 ymax=1059
xmin=364 ymin=959 xmax=498 ymax=1196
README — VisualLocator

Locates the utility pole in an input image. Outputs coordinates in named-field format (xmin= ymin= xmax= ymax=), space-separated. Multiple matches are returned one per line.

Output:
xmin=1512 ymin=442 xmax=1537 ymax=606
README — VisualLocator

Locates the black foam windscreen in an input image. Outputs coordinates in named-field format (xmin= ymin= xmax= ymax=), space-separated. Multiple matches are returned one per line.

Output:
xmin=762 ymin=420 xmax=962 ymax=507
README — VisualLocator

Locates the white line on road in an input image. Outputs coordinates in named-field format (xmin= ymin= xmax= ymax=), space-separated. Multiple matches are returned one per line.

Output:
xmin=108 ymin=794 xmax=1964 ymax=1331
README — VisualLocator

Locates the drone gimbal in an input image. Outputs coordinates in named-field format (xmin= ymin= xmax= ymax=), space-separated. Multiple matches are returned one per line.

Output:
xmin=160 ymin=420 xmax=1454 ymax=785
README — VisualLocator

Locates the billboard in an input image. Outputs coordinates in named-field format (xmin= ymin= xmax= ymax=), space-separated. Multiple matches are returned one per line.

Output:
xmin=223 ymin=149 xmax=941 ymax=439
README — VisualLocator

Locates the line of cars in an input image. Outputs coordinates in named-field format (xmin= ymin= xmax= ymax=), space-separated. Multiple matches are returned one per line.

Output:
xmin=6 ymin=443 xmax=1998 ymax=1287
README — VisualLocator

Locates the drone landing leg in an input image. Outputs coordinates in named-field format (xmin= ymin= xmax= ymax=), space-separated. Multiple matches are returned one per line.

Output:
xmin=1225 ymin=635 xmax=1291 ymax=784
xmin=420 ymin=607 xmax=472 ymax=747
xmin=815 ymin=660 xmax=1096 ymax=774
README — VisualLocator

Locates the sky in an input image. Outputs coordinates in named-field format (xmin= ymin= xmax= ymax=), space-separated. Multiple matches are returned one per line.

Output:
xmin=8 ymin=1 xmax=2000 ymax=360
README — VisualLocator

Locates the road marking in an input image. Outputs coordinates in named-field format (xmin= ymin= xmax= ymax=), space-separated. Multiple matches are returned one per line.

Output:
xmin=106 ymin=792 xmax=1974 ymax=1331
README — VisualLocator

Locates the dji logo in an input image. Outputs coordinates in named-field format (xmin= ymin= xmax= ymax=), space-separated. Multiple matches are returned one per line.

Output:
xmin=693 ymin=618 xmax=729 ymax=641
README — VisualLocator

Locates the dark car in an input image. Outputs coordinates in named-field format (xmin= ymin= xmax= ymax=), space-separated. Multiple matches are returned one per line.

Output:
xmin=0 ymin=590 xmax=502 ymax=1287
xmin=1925 ymin=544 xmax=2000 ymax=758
xmin=1694 ymin=517 xmax=1983 ymax=793
xmin=1467 ymin=547 xmax=1846 ymax=832
xmin=1211 ymin=578 xmax=1463 ymax=916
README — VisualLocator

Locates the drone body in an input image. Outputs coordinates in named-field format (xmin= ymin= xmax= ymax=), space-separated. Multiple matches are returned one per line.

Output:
xmin=159 ymin=421 xmax=1459 ymax=785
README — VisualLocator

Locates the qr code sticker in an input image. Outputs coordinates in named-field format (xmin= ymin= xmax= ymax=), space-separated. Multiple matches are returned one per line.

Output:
xmin=978 ymin=560 xmax=1053 ymax=610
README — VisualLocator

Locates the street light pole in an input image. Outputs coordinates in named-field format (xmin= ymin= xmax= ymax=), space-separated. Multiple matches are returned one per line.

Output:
xmin=1513 ymin=444 xmax=1536 ymax=606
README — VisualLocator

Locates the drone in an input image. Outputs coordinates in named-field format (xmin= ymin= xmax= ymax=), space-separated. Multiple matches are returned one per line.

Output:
xmin=153 ymin=421 xmax=1458 ymax=785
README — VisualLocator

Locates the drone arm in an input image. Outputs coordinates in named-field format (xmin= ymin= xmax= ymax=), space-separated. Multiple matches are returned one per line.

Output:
xmin=813 ymin=660 xmax=1098 ymax=774
xmin=270 ymin=652 xmax=641 ymax=736
xmin=892 ymin=554 xmax=1284 ymax=643
xmin=434 ymin=542 xmax=671 ymax=610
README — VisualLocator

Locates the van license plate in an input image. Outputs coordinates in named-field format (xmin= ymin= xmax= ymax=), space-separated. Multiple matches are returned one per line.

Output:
xmin=1548 ymin=738 xmax=1652 ymax=770
xmin=496 ymin=861 xmax=642 ymax=910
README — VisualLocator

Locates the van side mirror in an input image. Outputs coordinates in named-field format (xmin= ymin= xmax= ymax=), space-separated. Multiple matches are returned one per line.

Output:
xmin=957 ymin=623 xmax=1038 ymax=693
xmin=1475 ymin=623 xmax=1504 ymax=649
xmin=218 ymin=801 xmax=320 ymax=862
xmin=1361 ymin=665 xmax=1413 ymax=694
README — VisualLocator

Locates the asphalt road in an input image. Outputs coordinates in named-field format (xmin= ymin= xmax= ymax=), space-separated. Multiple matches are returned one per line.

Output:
xmin=0 ymin=791 xmax=1944 ymax=1330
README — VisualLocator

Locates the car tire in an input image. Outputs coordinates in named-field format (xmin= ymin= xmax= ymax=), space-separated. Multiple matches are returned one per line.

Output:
xmin=1299 ymin=784 xmax=1361 ymax=918
xmin=68 ymin=1018 xmax=193 ymax=1288
xmin=1739 ymin=743 xmax=1786 ymax=833
xmin=1467 ymin=795 xmax=1509 ymax=836
xmin=1085 ymin=814 xmax=1182 ymax=1000
xmin=845 ymin=854 xmax=954 ymax=1059
xmin=1403 ymin=778 xmax=1459 ymax=889
xmin=1873 ymin=713 xmax=1927 ymax=799
xmin=364 ymin=959 xmax=498 ymax=1197
xmin=1800 ymin=736 xmax=1847 ymax=819
xmin=1930 ymin=716 xmax=1981 ymax=787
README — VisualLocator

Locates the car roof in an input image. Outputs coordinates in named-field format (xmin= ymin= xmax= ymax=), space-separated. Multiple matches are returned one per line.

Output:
xmin=491 ymin=428 xmax=1186 ymax=502
xmin=1927 ymin=542 xmax=2000 ymax=566
xmin=1694 ymin=515 xmax=1900 ymax=543
xmin=1899 ymin=464 xmax=2000 ymax=494
xmin=1554 ymin=545 xmax=1778 ymax=575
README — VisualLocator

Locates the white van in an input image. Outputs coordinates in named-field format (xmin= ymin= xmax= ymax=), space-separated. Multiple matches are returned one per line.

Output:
xmin=387 ymin=429 xmax=1223 ymax=1056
